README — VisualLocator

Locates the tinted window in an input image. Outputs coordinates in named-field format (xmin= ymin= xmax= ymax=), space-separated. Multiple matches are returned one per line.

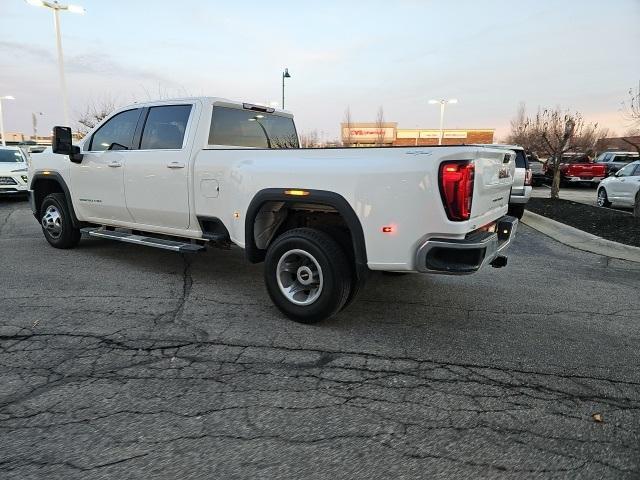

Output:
xmin=140 ymin=105 xmax=192 ymax=150
xmin=0 ymin=149 xmax=25 ymax=162
xmin=514 ymin=150 xmax=528 ymax=169
xmin=90 ymin=109 xmax=141 ymax=151
xmin=633 ymin=163 xmax=640 ymax=176
xmin=612 ymin=154 xmax=638 ymax=164
xmin=209 ymin=107 xmax=299 ymax=148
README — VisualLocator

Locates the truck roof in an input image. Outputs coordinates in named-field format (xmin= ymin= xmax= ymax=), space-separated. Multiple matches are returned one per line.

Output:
xmin=129 ymin=96 xmax=293 ymax=117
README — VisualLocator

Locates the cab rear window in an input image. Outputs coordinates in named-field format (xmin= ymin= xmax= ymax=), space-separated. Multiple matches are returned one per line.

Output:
xmin=209 ymin=107 xmax=299 ymax=148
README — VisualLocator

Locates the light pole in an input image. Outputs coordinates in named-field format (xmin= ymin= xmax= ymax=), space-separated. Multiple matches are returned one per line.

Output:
xmin=281 ymin=68 xmax=291 ymax=109
xmin=428 ymin=98 xmax=458 ymax=145
xmin=0 ymin=96 xmax=16 ymax=146
xmin=25 ymin=0 xmax=85 ymax=126
xmin=32 ymin=112 xmax=44 ymax=140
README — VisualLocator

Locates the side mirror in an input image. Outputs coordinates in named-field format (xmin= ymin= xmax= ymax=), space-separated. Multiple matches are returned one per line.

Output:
xmin=52 ymin=126 xmax=83 ymax=163
xmin=52 ymin=126 xmax=72 ymax=155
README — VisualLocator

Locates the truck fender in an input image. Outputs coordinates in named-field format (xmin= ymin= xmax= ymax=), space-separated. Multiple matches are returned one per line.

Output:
xmin=30 ymin=171 xmax=81 ymax=228
xmin=244 ymin=188 xmax=368 ymax=279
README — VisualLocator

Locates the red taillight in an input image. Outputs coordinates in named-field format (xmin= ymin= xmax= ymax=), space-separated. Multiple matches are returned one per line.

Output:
xmin=525 ymin=168 xmax=532 ymax=186
xmin=438 ymin=160 xmax=474 ymax=221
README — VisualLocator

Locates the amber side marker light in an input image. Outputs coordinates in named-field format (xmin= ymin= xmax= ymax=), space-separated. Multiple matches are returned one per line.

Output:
xmin=284 ymin=189 xmax=310 ymax=196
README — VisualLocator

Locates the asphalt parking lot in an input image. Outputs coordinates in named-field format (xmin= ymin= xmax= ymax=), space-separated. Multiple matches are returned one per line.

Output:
xmin=1 ymin=197 xmax=639 ymax=479
xmin=531 ymin=184 xmax=599 ymax=207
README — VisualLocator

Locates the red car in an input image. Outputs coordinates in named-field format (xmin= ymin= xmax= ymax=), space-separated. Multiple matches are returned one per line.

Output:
xmin=544 ymin=153 xmax=607 ymax=187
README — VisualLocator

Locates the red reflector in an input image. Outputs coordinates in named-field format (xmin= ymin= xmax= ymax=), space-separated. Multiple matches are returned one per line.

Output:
xmin=382 ymin=226 xmax=394 ymax=233
xmin=438 ymin=160 xmax=474 ymax=221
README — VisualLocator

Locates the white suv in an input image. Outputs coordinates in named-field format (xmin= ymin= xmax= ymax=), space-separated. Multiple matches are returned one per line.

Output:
xmin=597 ymin=160 xmax=640 ymax=209
xmin=0 ymin=146 xmax=29 ymax=195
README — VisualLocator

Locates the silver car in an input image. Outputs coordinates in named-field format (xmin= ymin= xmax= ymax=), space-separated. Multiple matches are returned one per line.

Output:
xmin=597 ymin=160 xmax=640 ymax=208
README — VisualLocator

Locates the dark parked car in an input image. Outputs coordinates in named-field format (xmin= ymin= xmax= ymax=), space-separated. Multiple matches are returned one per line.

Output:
xmin=595 ymin=151 xmax=639 ymax=175
xmin=527 ymin=153 xmax=545 ymax=186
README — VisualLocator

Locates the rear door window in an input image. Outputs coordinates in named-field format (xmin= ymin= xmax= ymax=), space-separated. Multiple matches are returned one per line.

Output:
xmin=209 ymin=107 xmax=299 ymax=148
xmin=90 ymin=109 xmax=142 ymax=151
xmin=514 ymin=150 xmax=528 ymax=169
xmin=140 ymin=105 xmax=192 ymax=150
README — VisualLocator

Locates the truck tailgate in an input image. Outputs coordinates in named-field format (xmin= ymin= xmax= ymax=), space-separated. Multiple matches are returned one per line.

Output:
xmin=472 ymin=149 xmax=514 ymax=219
xmin=567 ymin=163 xmax=606 ymax=178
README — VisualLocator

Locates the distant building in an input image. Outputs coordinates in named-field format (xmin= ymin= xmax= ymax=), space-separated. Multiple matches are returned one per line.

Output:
xmin=341 ymin=122 xmax=494 ymax=147
xmin=595 ymin=136 xmax=640 ymax=153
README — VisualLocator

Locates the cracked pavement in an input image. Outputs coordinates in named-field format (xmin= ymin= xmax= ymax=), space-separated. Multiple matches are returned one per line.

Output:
xmin=1 ymin=197 xmax=639 ymax=479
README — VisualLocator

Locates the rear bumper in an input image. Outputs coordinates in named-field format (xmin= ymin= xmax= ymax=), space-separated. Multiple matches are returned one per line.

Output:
xmin=565 ymin=176 xmax=604 ymax=183
xmin=415 ymin=216 xmax=518 ymax=274
xmin=509 ymin=185 xmax=532 ymax=205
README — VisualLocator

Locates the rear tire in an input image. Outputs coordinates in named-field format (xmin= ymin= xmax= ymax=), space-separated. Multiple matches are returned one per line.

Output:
xmin=507 ymin=204 xmax=525 ymax=219
xmin=40 ymin=193 xmax=81 ymax=249
xmin=597 ymin=188 xmax=611 ymax=208
xmin=264 ymin=228 xmax=352 ymax=323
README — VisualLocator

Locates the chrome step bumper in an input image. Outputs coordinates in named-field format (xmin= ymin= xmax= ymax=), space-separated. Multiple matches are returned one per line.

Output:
xmin=415 ymin=216 xmax=518 ymax=275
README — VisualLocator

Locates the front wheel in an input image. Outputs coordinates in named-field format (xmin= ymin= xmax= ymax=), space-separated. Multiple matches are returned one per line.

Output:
xmin=597 ymin=188 xmax=611 ymax=208
xmin=264 ymin=228 xmax=352 ymax=323
xmin=40 ymin=193 xmax=81 ymax=249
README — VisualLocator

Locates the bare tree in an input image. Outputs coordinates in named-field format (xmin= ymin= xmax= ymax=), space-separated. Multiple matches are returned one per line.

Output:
xmin=622 ymin=81 xmax=640 ymax=126
xmin=530 ymin=109 xmax=596 ymax=199
xmin=506 ymin=102 xmax=529 ymax=145
xmin=342 ymin=107 xmax=353 ymax=147
xmin=619 ymin=82 xmax=640 ymax=155
xmin=76 ymin=96 xmax=117 ymax=138
xmin=375 ymin=106 xmax=385 ymax=146
xmin=300 ymin=130 xmax=319 ymax=148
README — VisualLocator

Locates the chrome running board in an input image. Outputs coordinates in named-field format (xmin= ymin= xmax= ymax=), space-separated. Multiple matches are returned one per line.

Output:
xmin=84 ymin=228 xmax=205 ymax=253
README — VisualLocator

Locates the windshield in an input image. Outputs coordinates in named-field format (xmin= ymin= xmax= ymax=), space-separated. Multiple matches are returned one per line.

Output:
xmin=209 ymin=106 xmax=299 ymax=148
xmin=0 ymin=149 xmax=25 ymax=163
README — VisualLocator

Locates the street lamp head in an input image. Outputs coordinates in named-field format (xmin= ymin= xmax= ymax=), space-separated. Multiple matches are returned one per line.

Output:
xmin=448 ymin=98 xmax=458 ymax=104
xmin=25 ymin=0 xmax=85 ymax=12
xmin=67 ymin=4 xmax=85 ymax=14
xmin=283 ymin=68 xmax=291 ymax=78
xmin=0 ymin=96 xmax=15 ymax=100
xmin=428 ymin=99 xmax=439 ymax=105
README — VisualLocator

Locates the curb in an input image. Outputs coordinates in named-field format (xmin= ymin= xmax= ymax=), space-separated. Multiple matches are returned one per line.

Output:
xmin=521 ymin=210 xmax=640 ymax=263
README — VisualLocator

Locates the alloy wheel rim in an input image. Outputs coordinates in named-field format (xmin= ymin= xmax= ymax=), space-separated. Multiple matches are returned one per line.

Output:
xmin=276 ymin=249 xmax=324 ymax=306
xmin=42 ymin=205 xmax=63 ymax=239
xmin=597 ymin=190 xmax=606 ymax=206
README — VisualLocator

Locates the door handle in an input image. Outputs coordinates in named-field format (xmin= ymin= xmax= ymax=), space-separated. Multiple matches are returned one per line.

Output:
xmin=108 ymin=161 xmax=122 ymax=168
xmin=167 ymin=162 xmax=185 ymax=169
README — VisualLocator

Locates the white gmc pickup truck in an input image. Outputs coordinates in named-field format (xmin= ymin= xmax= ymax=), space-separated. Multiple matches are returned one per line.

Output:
xmin=28 ymin=97 xmax=518 ymax=323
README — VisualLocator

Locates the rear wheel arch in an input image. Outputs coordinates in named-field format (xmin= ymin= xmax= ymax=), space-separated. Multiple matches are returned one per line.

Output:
xmin=31 ymin=172 xmax=80 ymax=228
xmin=245 ymin=189 xmax=368 ymax=280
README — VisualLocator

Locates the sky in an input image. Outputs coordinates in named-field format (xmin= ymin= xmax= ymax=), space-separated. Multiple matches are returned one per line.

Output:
xmin=1 ymin=0 xmax=638 ymax=141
